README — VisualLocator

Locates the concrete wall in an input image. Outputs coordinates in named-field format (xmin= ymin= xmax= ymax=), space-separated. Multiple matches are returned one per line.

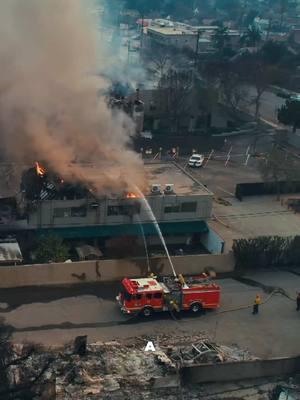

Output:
xmin=201 ymin=226 xmax=224 ymax=254
xmin=0 ymin=253 xmax=234 ymax=288
xmin=182 ymin=357 xmax=300 ymax=384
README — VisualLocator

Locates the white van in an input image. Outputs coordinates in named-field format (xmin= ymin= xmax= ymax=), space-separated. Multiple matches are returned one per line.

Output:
xmin=188 ymin=154 xmax=205 ymax=167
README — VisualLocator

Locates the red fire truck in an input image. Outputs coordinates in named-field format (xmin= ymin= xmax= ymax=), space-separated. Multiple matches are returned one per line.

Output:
xmin=116 ymin=274 xmax=220 ymax=317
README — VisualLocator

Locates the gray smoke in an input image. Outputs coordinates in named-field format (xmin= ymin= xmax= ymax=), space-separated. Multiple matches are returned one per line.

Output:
xmin=0 ymin=0 xmax=146 ymax=195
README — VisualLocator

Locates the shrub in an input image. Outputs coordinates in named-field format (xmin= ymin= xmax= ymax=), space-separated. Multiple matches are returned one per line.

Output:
xmin=233 ymin=235 xmax=297 ymax=270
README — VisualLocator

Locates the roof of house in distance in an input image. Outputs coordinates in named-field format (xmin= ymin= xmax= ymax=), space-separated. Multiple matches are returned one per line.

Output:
xmin=147 ymin=26 xmax=197 ymax=36
xmin=145 ymin=162 xmax=212 ymax=196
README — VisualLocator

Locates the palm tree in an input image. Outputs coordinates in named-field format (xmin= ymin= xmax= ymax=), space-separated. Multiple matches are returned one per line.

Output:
xmin=240 ymin=24 xmax=262 ymax=47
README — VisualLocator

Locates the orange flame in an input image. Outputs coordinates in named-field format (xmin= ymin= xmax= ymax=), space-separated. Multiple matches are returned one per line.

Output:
xmin=35 ymin=161 xmax=46 ymax=177
xmin=126 ymin=192 xmax=139 ymax=199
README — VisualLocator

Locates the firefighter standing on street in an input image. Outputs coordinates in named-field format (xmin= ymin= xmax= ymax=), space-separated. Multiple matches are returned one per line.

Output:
xmin=296 ymin=292 xmax=300 ymax=311
xmin=252 ymin=294 xmax=261 ymax=315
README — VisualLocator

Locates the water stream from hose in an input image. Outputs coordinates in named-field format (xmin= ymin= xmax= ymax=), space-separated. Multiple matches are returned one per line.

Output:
xmin=136 ymin=215 xmax=151 ymax=274
xmin=134 ymin=186 xmax=177 ymax=278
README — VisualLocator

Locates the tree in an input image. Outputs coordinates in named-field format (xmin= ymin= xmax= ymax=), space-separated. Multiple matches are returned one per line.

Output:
xmin=212 ymin=26 xmax=230 ymax=52
xmin=219 ymin=66 xmax=249 ymax=112
xmin=158 ymin=69 xmax=193 ymax=134
xmin=243 ymin=9 xmax=258 ymax=27
xmin=0 ymin=323 xmax=53 ymax=399
xmin=277 ymin=100 xmax=300 ymax=133
xmin=124 ymin=0 xmax=161 ymax=14
xmin=200 ymin=58 xmax=248 ymax=114
xmin=215 ymin=0 xmax=241 ymax=19
xmin=240 ymin=24 xmax=262 ymax=47
xmin=35 ymin=235 xmax=70 ymax=263
xmin=143 ymin=46 xmax=171 ymax=81
xmin=279 ymin=0 xmax=288 ymax=29
xmin=240 ymin=57 xmax=283 ymax=120
xmin=260 ymin=40 xmax=289 ymax=65
xmin=258 ymin=146 xmax=297 ymax=200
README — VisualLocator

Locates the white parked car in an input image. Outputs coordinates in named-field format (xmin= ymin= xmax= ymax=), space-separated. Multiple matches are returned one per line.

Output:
xmin=188 ymin=154 xmax=205 ymax=167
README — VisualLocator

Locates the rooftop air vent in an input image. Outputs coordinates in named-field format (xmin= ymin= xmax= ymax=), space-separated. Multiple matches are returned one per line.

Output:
xmin=164 ymin=184 xmax=174 ymax=194
xmin=151 ymin=184 xmax=161 ymax=194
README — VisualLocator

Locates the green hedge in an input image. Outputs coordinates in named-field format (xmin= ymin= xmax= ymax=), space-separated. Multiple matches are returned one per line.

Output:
xmin=233 ymin=236 xmax=300 ymax=270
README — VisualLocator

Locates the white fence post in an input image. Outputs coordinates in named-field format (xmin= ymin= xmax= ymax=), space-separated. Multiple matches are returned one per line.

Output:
xmin=244 ymin=154 xmax=251 ymax=166
xmin=204 ymin=149 xmax=214 ymax=168
xmin=224 ymin=146 xmax=232 ymax=167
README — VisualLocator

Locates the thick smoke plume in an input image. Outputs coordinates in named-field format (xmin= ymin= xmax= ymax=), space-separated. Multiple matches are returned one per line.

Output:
xmin=0 ymin=0 xmax=146 ymax=195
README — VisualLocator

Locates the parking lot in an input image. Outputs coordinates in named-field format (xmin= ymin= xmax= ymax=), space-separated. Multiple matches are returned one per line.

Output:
xmin=181 ymin=158 xmax=261 ymax=198
xmin=178 ymin=148 xmax=300 ymax=251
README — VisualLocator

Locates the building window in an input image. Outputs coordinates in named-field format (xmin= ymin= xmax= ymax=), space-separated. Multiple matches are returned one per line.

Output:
xmin=107 ymin=206 xmax=120 ymax=216
xmin=181 ymin=202 xmax=197 ymax=212
xmin=164 ymin=205 xmax=180 ymax=213
xmin=107 ymin=204 xmax=140 ymax=216
xmin=71 ymin=206 xmax=87 ymax=217
xmin=53 ymin=208 xmax=71 ymax=218
xmin=164 ymin=202 xmax=197 ymax=213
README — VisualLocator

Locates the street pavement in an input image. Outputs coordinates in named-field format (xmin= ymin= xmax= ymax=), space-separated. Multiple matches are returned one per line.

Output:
xmin=244 ymin=86 xmax=286 ymax=126
xmin=0 ymin=271 xmax=300 ymax=358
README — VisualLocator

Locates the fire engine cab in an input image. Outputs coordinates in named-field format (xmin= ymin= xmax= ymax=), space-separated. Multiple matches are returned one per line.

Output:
xmin=116 ymin=274 xmax=220 ymax=317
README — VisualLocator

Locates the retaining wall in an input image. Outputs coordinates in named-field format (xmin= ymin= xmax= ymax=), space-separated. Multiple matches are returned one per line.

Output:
xmin=0 ymin=253 xmax=234 ymax=288
xmin=182 ymin=357 xmax=300 ymax=384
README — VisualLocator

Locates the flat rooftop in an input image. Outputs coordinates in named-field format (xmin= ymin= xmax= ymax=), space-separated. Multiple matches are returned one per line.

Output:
xmin=0 ymin=161 xmax=212 ymax=200
xmin=145 ymin=162 xmax=212 ymax=196
xmin=58 ymin=162 xmax=211 ymax=196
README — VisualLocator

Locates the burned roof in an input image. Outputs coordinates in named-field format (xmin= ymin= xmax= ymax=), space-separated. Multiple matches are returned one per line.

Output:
xmin=21 ymin=163 xmax=91 ymax=201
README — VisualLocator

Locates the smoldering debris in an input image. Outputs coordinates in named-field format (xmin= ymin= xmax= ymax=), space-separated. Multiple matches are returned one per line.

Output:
xmin=6 ymin=334 xmax=262 ymax=400
xmin=0 ymin=0 xmax=146 ymax=196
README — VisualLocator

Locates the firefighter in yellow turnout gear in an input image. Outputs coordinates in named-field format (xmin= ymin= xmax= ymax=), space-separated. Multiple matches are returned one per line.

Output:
xmin=252 ymin=294 xmax=261 ymax=315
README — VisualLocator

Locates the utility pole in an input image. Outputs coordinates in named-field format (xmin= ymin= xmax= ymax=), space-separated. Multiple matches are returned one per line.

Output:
xmin=140 ymin=13 xmax=144 ymax=50
xmin=194 ymin=29 xmax=201 ymax=69
xmin=127 ymin=40 xmax=130 ymax=66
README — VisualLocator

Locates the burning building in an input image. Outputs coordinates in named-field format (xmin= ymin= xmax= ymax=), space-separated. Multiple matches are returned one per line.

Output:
xmin=8 ymin=161 xmax=222 ymax=257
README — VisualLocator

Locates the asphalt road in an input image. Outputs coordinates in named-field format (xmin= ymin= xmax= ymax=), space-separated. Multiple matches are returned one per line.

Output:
xmin=1 ymin=271 xmax=300 ymax=359
xmin=244 ymin=86 xmax=286 ymax=126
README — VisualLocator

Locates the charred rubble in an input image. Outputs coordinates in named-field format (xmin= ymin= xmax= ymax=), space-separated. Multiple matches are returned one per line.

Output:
xmin=2 ymin=333 xmax=299 ymax=400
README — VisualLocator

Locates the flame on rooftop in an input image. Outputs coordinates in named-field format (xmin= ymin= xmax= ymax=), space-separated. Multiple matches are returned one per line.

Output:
xmin=35 ymin=161 xmax=46 ymax=177
xmin=126 ymin=192 xmax=140 ymax=199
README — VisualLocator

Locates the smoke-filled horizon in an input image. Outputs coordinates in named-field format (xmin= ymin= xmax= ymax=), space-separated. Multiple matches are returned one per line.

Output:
xmin=0 ymin=0 xmax=146 ymax=195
